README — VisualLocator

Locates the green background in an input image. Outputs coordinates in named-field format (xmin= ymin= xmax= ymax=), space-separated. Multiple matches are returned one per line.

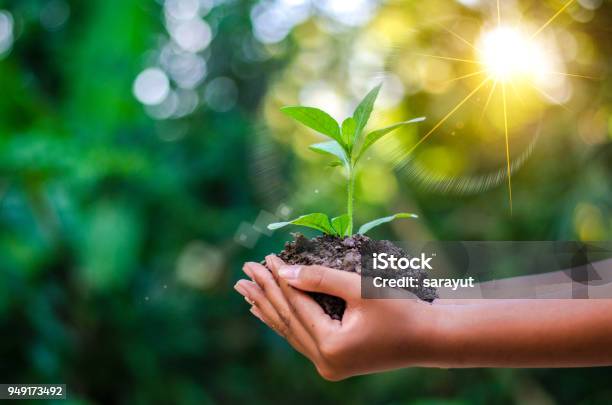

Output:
xmin=0 ymin=0 xmax=610 ymax=403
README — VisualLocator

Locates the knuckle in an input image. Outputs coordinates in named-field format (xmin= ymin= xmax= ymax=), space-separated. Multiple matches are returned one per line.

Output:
xmin=251 ymin=272 xmax=266 ymax=291
xmin=287 ymin=296 xmax=299 ymax=313
xmin=276 ymin=322 xmax=290 ymax=338
xmin=278 ymin=310 xmax=292 ymax=329
xmin=309 ymin=266 xmax=326 ymax=289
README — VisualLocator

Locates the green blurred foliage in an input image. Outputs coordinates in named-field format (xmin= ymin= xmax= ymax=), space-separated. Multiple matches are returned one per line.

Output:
xmin=0 ymin=0 xmax=610 ymax=404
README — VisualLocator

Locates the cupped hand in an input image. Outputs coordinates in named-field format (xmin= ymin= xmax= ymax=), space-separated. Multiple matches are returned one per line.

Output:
xmin=234 ymin=255 xmax=444 ymax=380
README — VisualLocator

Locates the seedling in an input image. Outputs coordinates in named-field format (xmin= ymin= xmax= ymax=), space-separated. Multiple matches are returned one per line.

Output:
xmin=268 ymin=84 xmax=425 ymax=237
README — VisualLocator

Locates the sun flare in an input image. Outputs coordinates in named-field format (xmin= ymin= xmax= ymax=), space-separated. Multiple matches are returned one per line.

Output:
xmin=407 ymin=0 xmax=586 ymax=215
xmin=478 ymin=26 xmax=549 ymax=83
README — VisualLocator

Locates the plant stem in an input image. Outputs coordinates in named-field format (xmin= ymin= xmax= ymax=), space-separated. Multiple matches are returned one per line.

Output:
xmin=347 ymin=166 xmax=355 ymax=235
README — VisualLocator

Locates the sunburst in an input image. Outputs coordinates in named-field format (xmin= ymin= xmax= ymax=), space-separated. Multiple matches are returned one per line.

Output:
xmin=404 ymin=0 xmax=593 ymax=215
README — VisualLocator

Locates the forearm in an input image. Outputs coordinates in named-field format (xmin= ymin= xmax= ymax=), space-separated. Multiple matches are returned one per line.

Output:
xmin=424 ymin=299 xmax=612 ymax=368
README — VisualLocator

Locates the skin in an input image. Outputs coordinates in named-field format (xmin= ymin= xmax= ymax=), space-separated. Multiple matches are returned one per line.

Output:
xmin=234 ymin=256 xmax=612 ymax=381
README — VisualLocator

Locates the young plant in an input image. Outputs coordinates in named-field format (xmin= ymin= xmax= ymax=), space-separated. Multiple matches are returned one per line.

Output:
xmin=268 ymin=84 xmax=425 ymax=237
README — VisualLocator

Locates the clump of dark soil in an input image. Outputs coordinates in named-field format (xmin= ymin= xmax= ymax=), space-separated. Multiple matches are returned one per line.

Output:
xmin=273 ymin=233 xmax=437 ymax=320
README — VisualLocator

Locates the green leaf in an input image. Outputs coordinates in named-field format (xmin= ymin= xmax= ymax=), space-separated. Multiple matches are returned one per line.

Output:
xmin=358 ymin=213 xmax=418 ymax=235
xmin=281 ymin=106 xmax=343 ymax=145
xmin=341 ymin=117 xmax=356 ymax=148
xmin=352 ymin=84 xmax=381 ymax=143
xmin=331 ymin=214 xmax=350 ymax=237
xmin=268 ymin=213 xmax=336 ymax=235
xmin=355 ymin=117 xmax=426 ymax=162
xmin=309 ymin=141 xmax=348 ymax=167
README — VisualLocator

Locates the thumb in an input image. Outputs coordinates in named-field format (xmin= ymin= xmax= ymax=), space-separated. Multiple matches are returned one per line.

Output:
xmin=278 ymin=264 xmax=360 ymax=300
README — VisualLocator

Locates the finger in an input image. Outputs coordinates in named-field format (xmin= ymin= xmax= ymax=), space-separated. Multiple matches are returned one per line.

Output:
xmin=235 ymin=279 xmax=286 ymax=336
xmin=242 ymin=262 xmax=255 ymax=280
xmin=277 ymin=264 xmax=361 ymax=300
xmin=250 ymin=305 xmax=264 ymax=321
xmin=236 ymin=279 xmax=310 ymax=355
xmin=244 ymin=261 xmax=295 ymax=327
xmin=245 ymin=263 xmax=316 ymax=342
xmin=245 ymin=261 xmax=315 ymax=339
xmin=266 ymin=255 xmax=337 ymax=340
xmin=264 ymin=255 xmax=283 ymax=280
xmin=245 ymin=262 xmax=325 ymax=356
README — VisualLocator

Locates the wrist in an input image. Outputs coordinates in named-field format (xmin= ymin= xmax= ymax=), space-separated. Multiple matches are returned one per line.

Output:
xmin=409 ymin=301 xmax=468 ymax=368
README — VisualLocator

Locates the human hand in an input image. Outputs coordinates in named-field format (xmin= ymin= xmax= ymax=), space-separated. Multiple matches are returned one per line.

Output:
xmin=235 ymin=257 xmax=612 ymax=375
xmin=234 ymin=255 xmax=444 ymax=380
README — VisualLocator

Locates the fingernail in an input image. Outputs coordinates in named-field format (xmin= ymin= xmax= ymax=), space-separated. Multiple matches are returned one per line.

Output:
xmin=244 ymin=296 xmax=255 ymax=305
xmin=278 ymin=265 xmax=300 ymax=279
xmin=234 ymin=281 xmax=247 ymax=296
xmin=243 ymin=264 xmax=253 ymax=278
